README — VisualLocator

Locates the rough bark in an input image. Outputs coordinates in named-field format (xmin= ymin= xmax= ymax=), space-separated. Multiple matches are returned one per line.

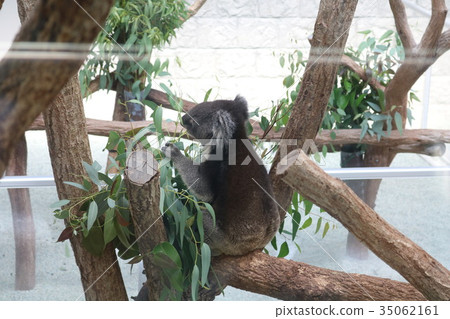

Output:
xmin=125 ymin=148 xmax=167 ymax=300
xmin=6 ymin=135 xmax=35 ymax=290
xmin=29 ymin=115 xmax=449 ymax=155
xmin=276 ymin=149 xmax=450 ymax=300
xmin=212 ymin=251 xmax=424 ymax=301
xmin=44 ymin=76 xmax=128 ymax=301
xmin=268 ymin=0 xmax=359 ymax=220
xmin=0 ymin=0 xmax=114 ymax=177
xmin=186 ymin=0 xmax=208 ymax=19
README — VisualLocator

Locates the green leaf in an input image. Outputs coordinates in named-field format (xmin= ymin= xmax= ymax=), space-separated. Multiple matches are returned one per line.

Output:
xmin=271 ymin=236 xmax=278 ymax=251
xmin=367 ymin=101 xmax=381 ymax=112
xmin=203 ymin=203 xmax=216 ymax=227
xmin=196 ymin=209 xmax=204 ymax=243
xmin=107 ymin=198 xmax=115 ymax=209
xmin=153 ymin=105 xmax=163 ymax=133
xmin=82 ymin=161 xmax=101 ymax=188
xmin=277 ymin=242 xmax=289 ymax=258
xmin=304 ymin=200 xmax=313 ymax=215
xmin=315 ymin=217 xmax=323 ymax=234
xmin=260 ymin=116 xmax=269 ymax=131
xmin=337 ymin=108 xmax=346 ymax=116
xmin=54 ymin=209 xmax=69 ymax=220
xmin=153 ymin=242 xmax=182 ymax=269
xmin=87 ymin=201 xmax=98 ymax=231
xmin=394 ymin=111 xmax=403 ymax=134
xmin=50 ymin=199 xmax=70 ymax=209
xmin=358 ymin=30 xmax=371 ymax=35
xmin=279 ymin=55 xmax=285 ymax=68
xmin=64 ymin=181 xmax=89 ymax=192
xmin=322 ymin=222 xmax=330 ymax=238
xmin=291 ymin=210 xmax=301 ymax=240
xmin=379 ymin=30 xmax=394 ymax=42
xmin=283 ymin=75 xmax=295 ymax=88
xmin=407 ymin=108 xmax=414 ymax=126
xmin=300 ymin=217 xmax=313 ymax=230
xmin=191 ymin=265 xmax=200 ymax=301
xmin=336 ymin=94 xmax=349 ymax=109
xmin=200 ymin=243 xmax=211 ymax=286
xmin=203 ymin=88 xmax=213 ymax=102
xmin=103 ymin=208 xmax=116 ymax=244
xmin=105 ymin=131 xmax=120 ymax=151
xmin=360 ymin=120 xmax=369 ymax=140
xmin=81 ymin=226 xmax=105 ymax=256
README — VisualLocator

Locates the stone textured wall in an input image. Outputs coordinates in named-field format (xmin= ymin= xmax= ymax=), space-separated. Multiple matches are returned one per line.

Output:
xmin=155 ymin=0 xmax=450 ymax=129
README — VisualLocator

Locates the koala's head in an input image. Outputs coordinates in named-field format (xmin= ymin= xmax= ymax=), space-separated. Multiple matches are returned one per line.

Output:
xmin=181 ymin=95 xmax=249 ymax=143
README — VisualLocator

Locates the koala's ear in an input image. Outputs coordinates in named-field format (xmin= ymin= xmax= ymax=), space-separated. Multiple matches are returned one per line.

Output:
xmin=212 ymin=109 xmax=236 ymax=140
xmin=234 ymin=95 xmax=249 ymax=121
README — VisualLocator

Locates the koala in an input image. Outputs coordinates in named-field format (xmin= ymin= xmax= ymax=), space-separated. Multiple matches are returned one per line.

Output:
xmin=162 ymin=95 xmax=280 ymax=256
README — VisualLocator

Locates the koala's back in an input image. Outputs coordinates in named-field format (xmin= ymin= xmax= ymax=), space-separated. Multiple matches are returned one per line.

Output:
xmin=175 ymin=95 xmax=280 ymax=256
xmin=206 ymin=137 xmax=280 ymax=256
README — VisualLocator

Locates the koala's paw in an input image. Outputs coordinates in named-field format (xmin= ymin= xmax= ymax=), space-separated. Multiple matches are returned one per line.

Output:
xmin=161 ymin=142 xmax=181 ymax=159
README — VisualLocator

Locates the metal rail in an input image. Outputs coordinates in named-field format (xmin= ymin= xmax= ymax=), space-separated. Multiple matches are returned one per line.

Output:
xmin=1 ymin=166 xmax=449 ymax=188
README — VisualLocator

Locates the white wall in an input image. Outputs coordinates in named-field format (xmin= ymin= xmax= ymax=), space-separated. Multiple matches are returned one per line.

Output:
xmin=154 ymin=0 xmax=450 ymax=129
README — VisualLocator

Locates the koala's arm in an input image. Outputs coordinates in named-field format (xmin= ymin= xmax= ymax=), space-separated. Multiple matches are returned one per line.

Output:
xmin=162 ymin=143 xmax=215 ymax=202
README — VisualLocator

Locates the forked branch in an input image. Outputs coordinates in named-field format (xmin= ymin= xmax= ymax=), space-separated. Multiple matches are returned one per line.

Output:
xmin=389 ymin=0 xmax=417 ymax=51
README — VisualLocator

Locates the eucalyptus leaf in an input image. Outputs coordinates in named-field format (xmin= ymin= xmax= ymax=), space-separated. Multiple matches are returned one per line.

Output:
xmin=50 ymin=199 xmax=70 ymax=209
xmin=87 ymin=201 xmax=98 ymax=231
xmin=191 ymin=265 xmax=200 ymax=301
xmin=277 ymin=242 xmax=289 ymax=258
xmin=200 ymin=243 xmax=211 ymax=286
xmin=394 ymin=111 xmax=403 ymax=134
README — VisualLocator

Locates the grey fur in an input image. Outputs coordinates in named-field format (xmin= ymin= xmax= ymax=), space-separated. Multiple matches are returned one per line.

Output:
xmin=162 ymin=95 xmax=280 ymax=256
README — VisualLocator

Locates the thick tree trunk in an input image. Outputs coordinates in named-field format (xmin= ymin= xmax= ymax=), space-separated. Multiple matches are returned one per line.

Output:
xmin=0 ymin=0 xmax=114 ymax=176
xmin=44 ymin=76 xmax=128 ymax=301
xmin=213 ymin=251 xmax=424 ymax=301
xmin=276 ymin=149 xmax=450 ymax=300
xmin=269 ymin=0 xmax=359 ymax=219
xmin=125 ymin=148 xmax=167 ymax=300
xmin=6 ymin=135 xmax=36 ymax=290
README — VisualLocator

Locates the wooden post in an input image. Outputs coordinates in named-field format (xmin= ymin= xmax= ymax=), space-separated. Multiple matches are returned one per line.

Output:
xmin=6 ymin=135 xmax=35 ymax=290
xmin=125 ymin=148 xmax=167 ymax=300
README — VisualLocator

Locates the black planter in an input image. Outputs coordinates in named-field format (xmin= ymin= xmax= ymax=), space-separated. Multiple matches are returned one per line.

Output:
xmin=340 ymin=144 xmax=369 ymax=259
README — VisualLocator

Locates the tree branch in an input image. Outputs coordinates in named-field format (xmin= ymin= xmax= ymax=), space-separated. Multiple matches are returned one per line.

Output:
xmin=268 ymin=0 xmax=358 ymax=219
xmin=0 ymin=0 xmax=114 ymax=177
xmin=418 ymin=0 xmax=448 ymax=52
xmin=212 ymin=251 xmax=424 ymax=301
xmin=437 ymin=29 xmax=450 ymax=57
xmin=29 ymin=115 xmax=450 ymax=155
xmin=186 ymin=0 xmax=208 ymax=19
xmin=277 ymin=150 xmax=450 ymax=300
xmin=0 ymin=0 xmax=4 ymax=11
xmin=340 ymin=55 xmax=385 ymax=91
xmin=389 ymin=0 xmax=417 ymax=51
